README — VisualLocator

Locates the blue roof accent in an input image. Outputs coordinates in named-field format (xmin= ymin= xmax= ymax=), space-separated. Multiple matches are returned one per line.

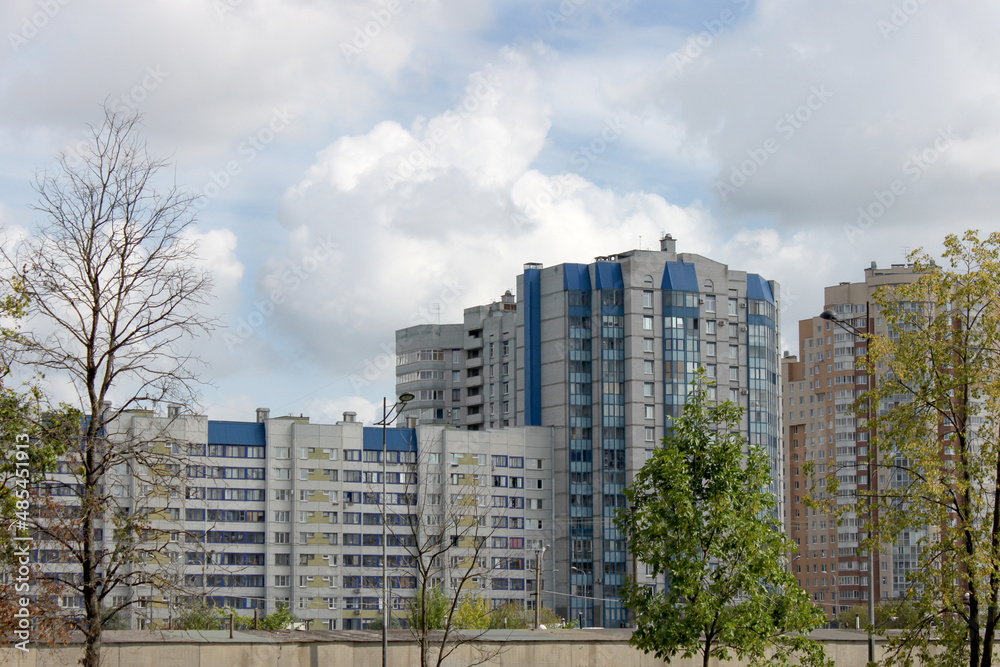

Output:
xmin=594 ymin=262 xmax=623 ymax=290
xmin=661 ymin=261 xmax=698 ymax=292
xmin=363 ymin=427 xmax=417 ymax=452
xmin=747 ymin=274 xmax=775 ymax=304
xmin=208 ymin=421 xmax=265 ymax=446
xmin=563 ymin=263 xmax=592 ymax=291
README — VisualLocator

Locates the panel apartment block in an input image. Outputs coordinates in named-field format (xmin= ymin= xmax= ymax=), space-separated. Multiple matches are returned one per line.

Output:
xmin=396 ymin=290 xmax=517 ymax=430
xmin=32 ymin=408 xmax=554 ymax=631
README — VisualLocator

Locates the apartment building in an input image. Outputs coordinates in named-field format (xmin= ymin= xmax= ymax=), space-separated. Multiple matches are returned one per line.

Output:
xmin=33 ymin=408 xmax=555 ymax=630
xmin=397 ymin=234 xmax=783 ymax=628
xmin=396 ymin=290 xmax=517 ymax=430
xmin=784 ymin=262 xmax=918 ymax=619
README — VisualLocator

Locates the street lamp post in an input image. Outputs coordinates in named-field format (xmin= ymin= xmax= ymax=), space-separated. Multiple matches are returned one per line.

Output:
xmin=377 ymin=393 xmax=414 ymax=667
xmin=533 ymin=544 xmax=549 ymax=629
xmin=820 ymin=307 xmax=875 ymax=664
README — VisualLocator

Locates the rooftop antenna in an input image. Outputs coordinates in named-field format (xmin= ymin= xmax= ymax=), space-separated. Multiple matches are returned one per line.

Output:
xmin=638 ymin=235 xmax=642 ymax=250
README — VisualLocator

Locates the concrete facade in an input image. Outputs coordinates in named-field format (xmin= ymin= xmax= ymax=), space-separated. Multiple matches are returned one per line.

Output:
xmin=27 ymin=410 xmax=555 ymax=631
xmin=396 ymin=290 xmax=517 ymax=430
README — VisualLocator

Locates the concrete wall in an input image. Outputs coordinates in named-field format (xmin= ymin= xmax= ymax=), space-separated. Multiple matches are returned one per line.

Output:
xmin=0 ymin=629 xmax=928 ymax=667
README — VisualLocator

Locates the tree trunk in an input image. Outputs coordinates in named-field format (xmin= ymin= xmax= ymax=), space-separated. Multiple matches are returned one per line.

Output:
xmin=82 ymin=421 xmax=101 ymax=667
xmin=84 ymin=628 xmax=101 ymax=667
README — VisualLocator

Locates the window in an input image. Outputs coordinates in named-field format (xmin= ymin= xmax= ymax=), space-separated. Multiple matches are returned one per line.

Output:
xmin=642 ymin=315 xmax=653 ymax=330
xmin=729 ymin=345 xmax=738 ymax=359
xmin=274 ymin=447 xmax=290 ymax=459
xmin=706 ymin=364 xmax=716 ymax=378
xmin=705 ymin=294 xmax=716 ymax=312
xmin=644 ymin=405 xmax=655 ymax=420
xmin=274 ymin=576 xmax=289 ymax=587
xmin=706 ymin=342 xmax=716 ymax=357
xmin=644 ymin=427 xmax=655 ymax=442
xmin=643 ymin=382 xmax=654 ymax=398
xmin=273 ymin=468 xmax=290 ymax=480
xmin=527 ymin=498 xmax=543 ymax=510
xmin=730 ymin=366 xmax=739 ymax=381
xmin=643 ymin=360 xmax=654 ymax=375
xmin=274 ymin=553 xmax=290 ymax=566
xmin=642 ymin=290 xmax=653 ymax=308
xmin=274 ymin=489 xmax=291 ymax=501
xmin=642 ymin=338 xmax=654 ymax=353
xmin=706 ymin=320 xmax=716 ymax=334
xmin=728 ymin=298 xmax=738 ymax=315
xmin=274 ymin=532 xmax=290 ymax=544
xmin=274 ymin=511 xmax=290 ymax=523
xmin=509 ymin=457 xmax=523 ymax=468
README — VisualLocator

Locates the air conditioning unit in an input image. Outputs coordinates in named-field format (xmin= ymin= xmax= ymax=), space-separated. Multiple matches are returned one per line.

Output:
xmin=353 ymin=589 xmax=361 ymax=594
xmin=740 ymin=302 xmax=747 ymax=308
xmin=698 ymin=296 xmax=705 ymax=303
xmin=739 ymin=325 xmax=748 ymax=332
xmin=352 ymin=610 xmax=361 ymax=616
xmin=740 ymin=388 xmax=749 ymax=395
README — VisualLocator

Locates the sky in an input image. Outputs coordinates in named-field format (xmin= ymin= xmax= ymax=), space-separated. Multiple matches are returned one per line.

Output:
xmin=2 ymin=0 xmax=999 ymax=426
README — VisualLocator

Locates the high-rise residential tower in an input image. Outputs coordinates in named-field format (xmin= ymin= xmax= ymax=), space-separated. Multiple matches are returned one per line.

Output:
xmin=783 ymin=262 xmax=918 ymax=619
xmin=397 ymin=234 xmax=783 ymax=628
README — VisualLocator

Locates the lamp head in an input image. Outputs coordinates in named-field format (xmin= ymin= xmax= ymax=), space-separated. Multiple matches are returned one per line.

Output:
xmin=819 ymin=310 xmax=838 ymax=321
xmin=398 ymin=393 xmax=415 ymax=404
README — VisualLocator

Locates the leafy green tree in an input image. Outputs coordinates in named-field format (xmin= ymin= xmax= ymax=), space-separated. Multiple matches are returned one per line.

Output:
xmin=616 ymin=376 xmax=831 ymax=667
xmin=836 ymin=599 xmax=923 ymax=633
xmin=865 ymin=230 xmax=1000 ymax=667
xmin=173 ymin=600 xmax=297 ymax=631
xmin=406 ymin=583 xmax=450 ymax=632
xmin=173 ymin=599 xmax=225 ymax=630
xmin=454 ymin=594 xmax=491 ymax=630
xmin=257 ymin=604 xmax=297 ymax=631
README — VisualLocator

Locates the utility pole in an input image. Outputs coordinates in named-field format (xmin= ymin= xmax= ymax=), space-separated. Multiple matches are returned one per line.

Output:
xmin=533 ymin=545 xmax=549 ymax=629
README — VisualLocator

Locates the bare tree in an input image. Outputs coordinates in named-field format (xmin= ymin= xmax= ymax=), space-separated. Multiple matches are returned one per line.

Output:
xmin=8 ymin=104 xmax=214 ymax=667
xmin=379 ymin=448 xmax=521 ymax=667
